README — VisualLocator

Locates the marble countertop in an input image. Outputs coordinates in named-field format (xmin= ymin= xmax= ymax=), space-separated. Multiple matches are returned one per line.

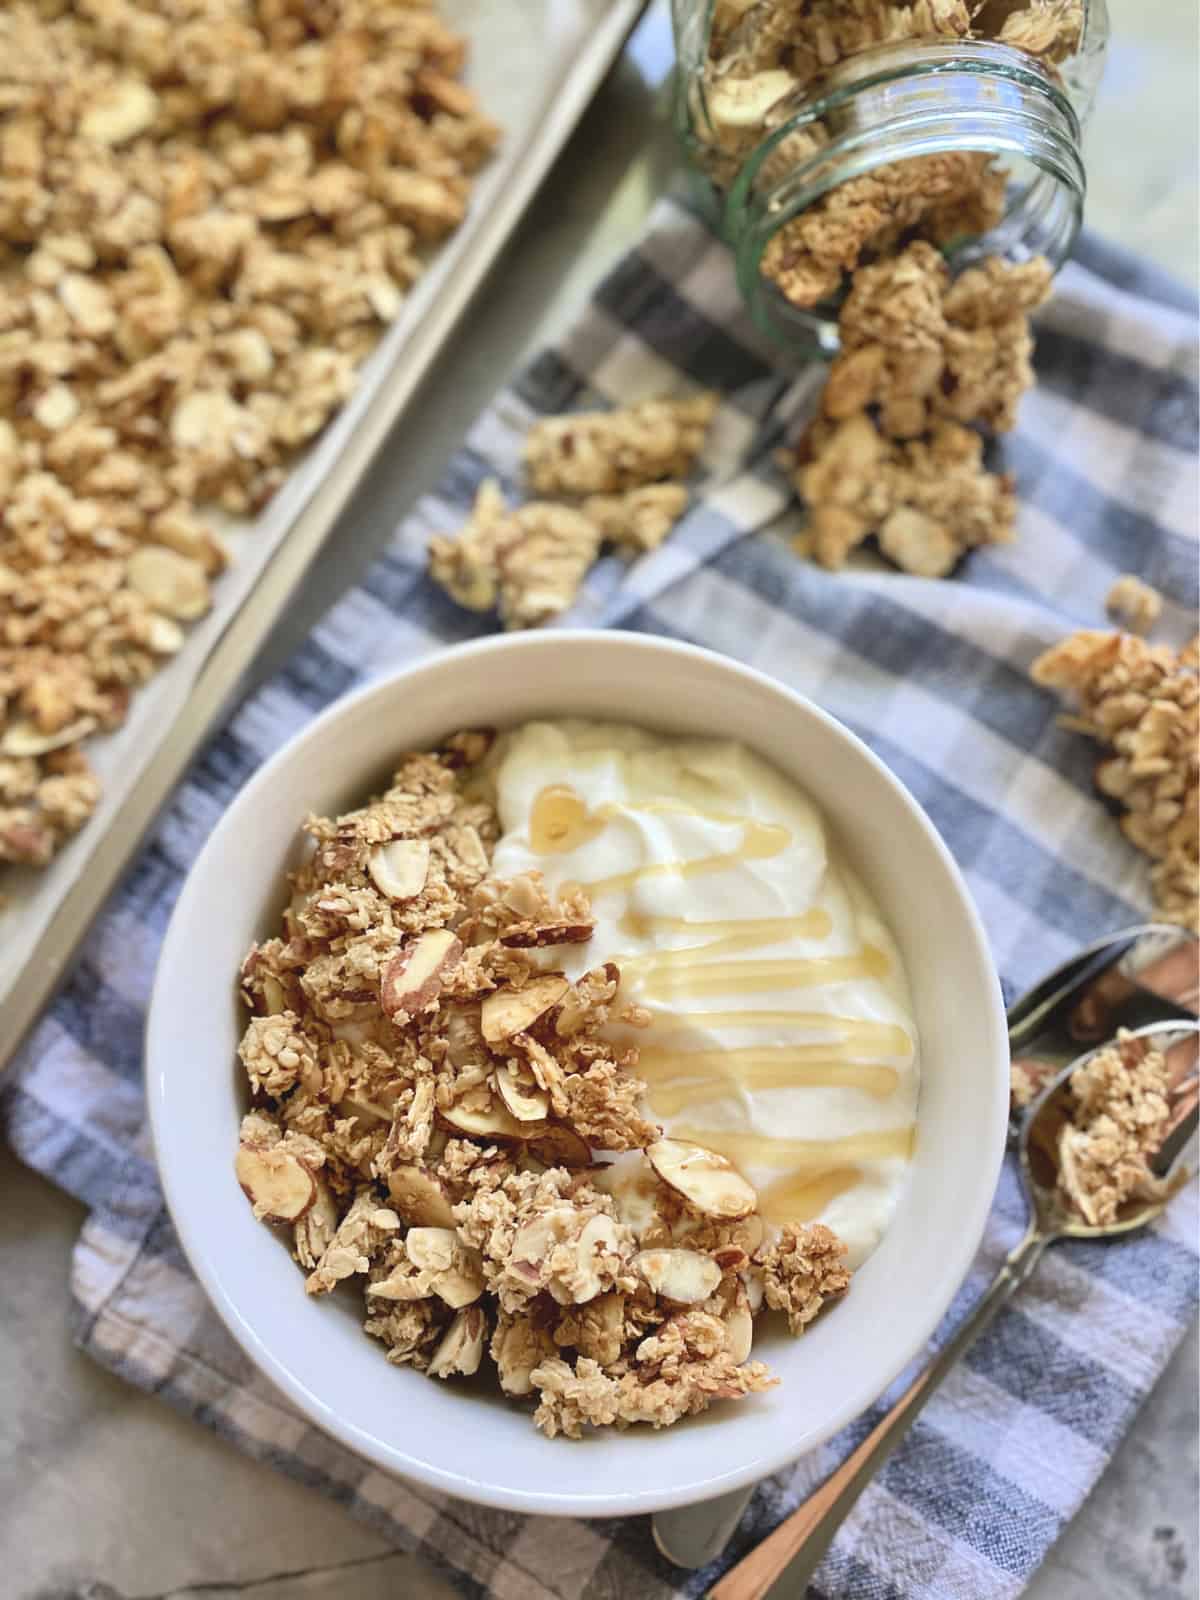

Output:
xmin=2 ymin=4 xmax=1195 ymax=1597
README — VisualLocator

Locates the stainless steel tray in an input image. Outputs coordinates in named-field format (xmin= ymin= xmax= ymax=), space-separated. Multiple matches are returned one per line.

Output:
xmin=0 ymin=0 xmax=648 ymax=1068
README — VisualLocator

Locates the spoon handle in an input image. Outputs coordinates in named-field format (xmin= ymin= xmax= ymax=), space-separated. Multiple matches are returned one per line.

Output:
xmin=710 ymin=1225 xmax=1051 ymax=1600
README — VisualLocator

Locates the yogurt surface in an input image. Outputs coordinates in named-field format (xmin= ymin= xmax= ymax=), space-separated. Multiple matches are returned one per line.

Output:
xmin=488 ymin=719 xmax=919 ymax=1267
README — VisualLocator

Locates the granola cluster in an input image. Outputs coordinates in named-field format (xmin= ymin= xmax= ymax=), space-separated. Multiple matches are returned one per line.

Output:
xmin=784 ymin=243 xmax=1051 ymax=573
xmin=233 ymin=732 xmax=852 ymax=1436
xmin=701 ymin=0 xmax=1081 ymax=310
xmin=1056 ymin=1029 xmax=1171 ymax=1226
xmin=695 ymin=3 xmax=1079 ymax=578
xmin=1032 ymin=630 xmax=1199 ymax=930
xmin=0 ymin=0 xmax=496 ymax=870
xmin=426 ymin=394 xmax=716 ymax=628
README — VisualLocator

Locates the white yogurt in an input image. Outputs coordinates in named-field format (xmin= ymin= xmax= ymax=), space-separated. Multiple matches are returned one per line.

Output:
xmin=488 ymin=720 xmax=919 ymax=1267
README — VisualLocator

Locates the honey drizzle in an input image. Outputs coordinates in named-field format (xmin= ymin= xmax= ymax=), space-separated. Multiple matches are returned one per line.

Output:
xmin=638 ymin=1046 xmax=901 ymax=1109
xmin=528 ymin=785 xmax=791 ymax=891
xmin=654 ymin=1011 xmax=913 ymax=1056
xmin=759 ymin=1167 xmax=862 ymax=1225
xmin=525 ymin=780 xmax=913 ymax=1209
xmin=640 ymin=946 xmax=890 ymax=999
xmin=671 ymin=1123 xmax=916 ymax=1171
xmin=621 ymin=910 xmax=833 ymax=941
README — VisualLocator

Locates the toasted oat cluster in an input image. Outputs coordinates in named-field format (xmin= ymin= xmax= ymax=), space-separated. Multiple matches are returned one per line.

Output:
xmin=1057 ymin=1029 xmax=1171 ymax=1226
xmin=427 ymin=395 xmax=716 ymax=629
xmin=701 ymin=1 xmax=1081 ymax=309
xmin=1032 ymin=630 xmax=1199 ymax=930
xmin=233 ymin=732 xmax=851 ymax=1436
xmin=0 ymin=0 xmax=497 ymax=871
xmin=1106 ymin=575 xmax=1164 ymax=637
xmin=696 ymin=5 xmax=1075 ymax=580
xmin=783 ymin=243 xmax=1051 ymax=574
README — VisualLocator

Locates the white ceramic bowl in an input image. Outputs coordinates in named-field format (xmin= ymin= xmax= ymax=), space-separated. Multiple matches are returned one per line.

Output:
xmin=147 ymin=631 xmax=1007 ymax=1516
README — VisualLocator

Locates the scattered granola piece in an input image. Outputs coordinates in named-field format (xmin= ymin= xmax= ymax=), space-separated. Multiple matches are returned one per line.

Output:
xmin=582 ymin=484 xmax=690 ymax=554
xmin=1032 ymin=631 xmax=1199 ymax=929
xmin=524 ymin=394 xmax=718 ymax=496
xmin=790 ymin=412 xmax=1016 ymax=576
xmin=1106 ymin=575 xmax=1163 ymax=636
xmin=756 ymin=1222 xmax=852 ymax=1334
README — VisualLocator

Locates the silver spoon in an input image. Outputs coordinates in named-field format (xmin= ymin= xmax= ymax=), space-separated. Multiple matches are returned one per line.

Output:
xmin=651 ymin=922 xmax=1197 ymax=1571
xmin=707 ymin=1018 xmax=1199 ymax=1600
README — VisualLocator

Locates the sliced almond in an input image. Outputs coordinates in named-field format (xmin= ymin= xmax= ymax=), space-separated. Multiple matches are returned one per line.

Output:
xmin=741 ymin=1267 xmax=765 ymax=1316
xmin=293 ymin=1179 xmax=340 ymax=1269
xmin=404 ymin=1227 xmax=484 ymax=1307
xmin=368 ymin=837 xmax=430 ymax=900
xmin=492 ymin=1314 xmax=545 ymax=1397
xmin=723 ymin=1297 xmax=755 ymax=1365
xmin=454 ymin=823 xmax=490 ymax=874
xmin=438 ymin=1090 xmax=529 ymax=1142
xmin=480 ymin=973 xmax=569 ymax=1042
xmin=428 ymin=1305 xmax=486 ymax=1379
xmin=380 ymin=928 xmax=461 ymax=1022
xmin=647 ymin=1138 xmax=757 ymax=1219
xmin=527 ymin=1123 xmax=592 ymax=1169
xmin=499 ymin=922 xmax=594 ymax=949
xmin=404 ymin=1225 xmax=457 ymax=1272
xmin=125 ymin=546 xmax=210 ymax=620
xmin=571 ymin=1212 xmax=623 ymax=1304
xmin=261 ymin=974 xmax=288 ymax=1016
xmin=1 ymin=716 xmax=97 ymax=757
xmin=80 ymin=80 xmax=158 ymax=144
xmin=706 ymin=68 xmax=798 ymax=129
xmin=634 ymin=1247 xmax=722 ymax=1304
xmin=235 ymin=1143 xmax=316 ymax=1223
xmin=386 ymin=1164 xmax=456 ymax=1227
xmin=33 ymin=383 xmax=80 ymax=431
xmin=494 ymin=1061 xmax=550 ymax=1123
xmin=146 ymin=613 xmax=184 ymax=655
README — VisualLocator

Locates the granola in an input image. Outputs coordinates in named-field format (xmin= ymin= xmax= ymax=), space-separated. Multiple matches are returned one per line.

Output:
xmin=427 ymin=397 xmax=715 ymax=628
xmin=693 ymin=5 xmax=1072 ymax=580
xmin=0 ymin=0 xmax=497 ymax=873
xmin=1056 ymin=1029 xmax=1171 ymax=1226
xmin=780 ymin=243 xmax=1052 ymax=574
xmin=699 ymin=1 xmax=1077 ymax=312
xmin=1106 ymin=575 xmax=1164 ymax=637
xmin=233 ymin=731 xmax=854 ymax=1434
xmin=524 ymin=394 xmax=719 ymax=496
xmin=1032 ymin=630 xmax=1199 ymax=930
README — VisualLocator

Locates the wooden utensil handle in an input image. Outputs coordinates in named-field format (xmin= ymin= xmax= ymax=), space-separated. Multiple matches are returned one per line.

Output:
xmin=709 ymin=1366 xmax=930 ymax=1600
xmin=711 ymin=1225 xmax=1050 ymax=1600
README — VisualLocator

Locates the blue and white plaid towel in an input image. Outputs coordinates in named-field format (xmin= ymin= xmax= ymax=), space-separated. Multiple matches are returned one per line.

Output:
xmin=4 ymin=196 xmax=1198 ymax=1600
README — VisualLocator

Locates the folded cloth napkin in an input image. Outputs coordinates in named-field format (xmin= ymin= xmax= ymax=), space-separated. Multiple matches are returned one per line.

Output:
xmin=4 ymin=195 xmax=1198 ymax=1600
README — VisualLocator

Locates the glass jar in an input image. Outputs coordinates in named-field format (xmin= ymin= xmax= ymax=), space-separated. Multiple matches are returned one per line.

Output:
xmin=672 ymin=1 xmax=1110 ymax=354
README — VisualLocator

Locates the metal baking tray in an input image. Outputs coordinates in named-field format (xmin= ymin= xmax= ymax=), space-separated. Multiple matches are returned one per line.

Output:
xmin=0 ymin=0 xmax=648 ymax=1068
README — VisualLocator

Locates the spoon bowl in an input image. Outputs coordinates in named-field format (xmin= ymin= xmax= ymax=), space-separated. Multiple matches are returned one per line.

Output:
xmin=1019 ymin=1019 xmax=1199 ymax=1241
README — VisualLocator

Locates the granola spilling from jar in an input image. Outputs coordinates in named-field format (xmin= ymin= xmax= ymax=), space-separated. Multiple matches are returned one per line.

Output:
xmin=698 ymin=1 xmax=1082 ymax=578
xmin=1032 ymin=628 xmax=1199 ymax=931
xmin=0 ymin=0 xmax=498 ymax=872
xmin=427 ymin=393 xmax=717 ymax=629
xmin=233 ymin=731 xmax=851 ymax=1436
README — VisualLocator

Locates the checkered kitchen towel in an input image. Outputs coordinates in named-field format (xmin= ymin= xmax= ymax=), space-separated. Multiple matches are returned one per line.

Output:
xmin=5 ymin=195 xmax=1199 ymax=1600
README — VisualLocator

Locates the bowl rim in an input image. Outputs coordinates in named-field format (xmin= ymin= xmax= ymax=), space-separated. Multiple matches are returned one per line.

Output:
xmin=146 ymin=628 xmax=1008 ymax=1515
